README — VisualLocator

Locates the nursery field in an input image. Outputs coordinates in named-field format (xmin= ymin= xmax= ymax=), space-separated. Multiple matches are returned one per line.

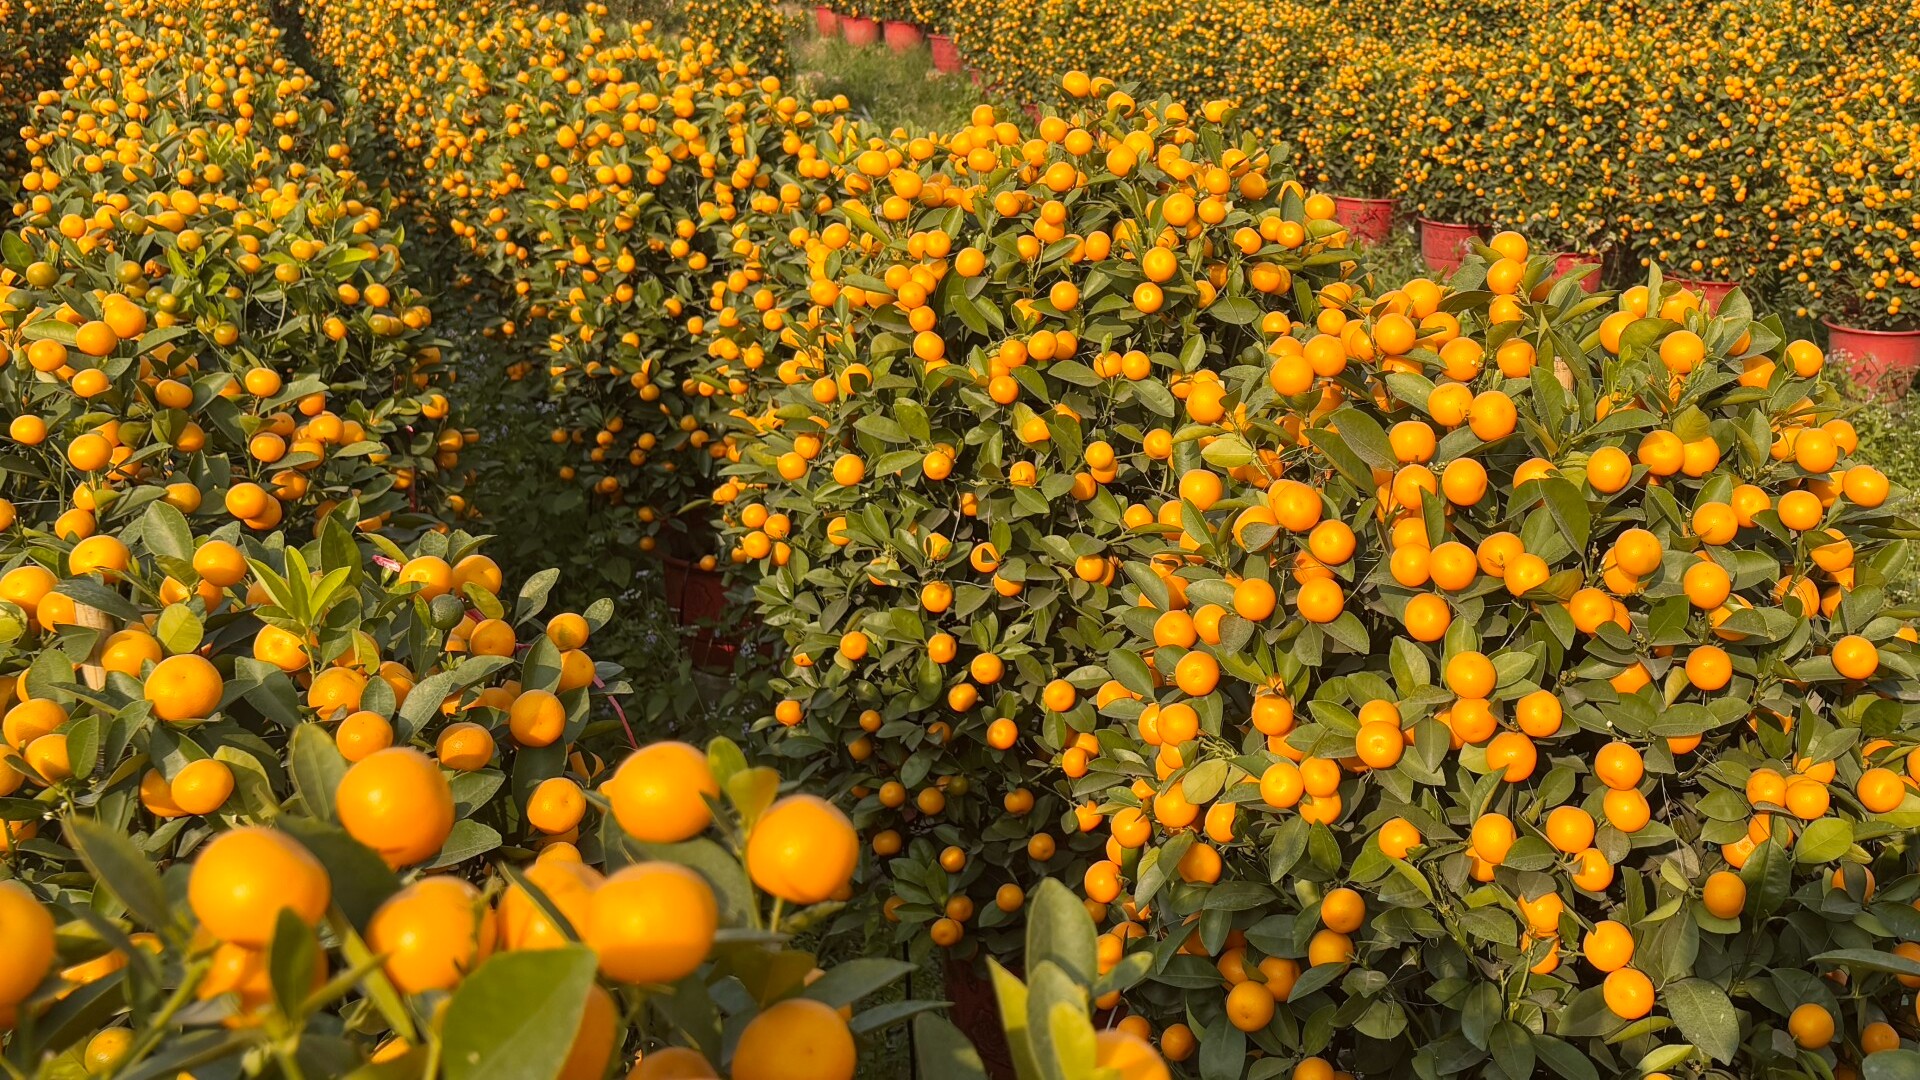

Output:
xmin=5 ymin=0 xmax=1920 ymax=1078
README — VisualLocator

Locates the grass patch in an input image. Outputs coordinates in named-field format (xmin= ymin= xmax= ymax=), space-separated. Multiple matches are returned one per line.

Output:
xmin=789 ymin=33 xmax=1005 ymax=134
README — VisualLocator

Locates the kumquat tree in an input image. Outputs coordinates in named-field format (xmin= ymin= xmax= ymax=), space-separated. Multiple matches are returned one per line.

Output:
xmin=8 ymin=0 xmax=1920 ymax=1077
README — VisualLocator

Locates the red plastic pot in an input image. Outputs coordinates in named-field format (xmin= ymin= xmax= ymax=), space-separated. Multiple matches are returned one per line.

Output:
xmin=883 ymin=20 xmax=923 ymax=51
xmin=1332 ymin=197 xmax=1396 ymax=245
xmin=929 ymin=32 xmax=960 ymax=72
xmin=1552 ymin=252 xmax=1602 ymax=293
xmin=966 ymin=66 xmax=984 ymax=87
xmin=660 ymin=555 xmax=739 ymax=672
xmin=1418 ymin=218 xmax=1484 ymax=275
xmin=840 ymin=15 xmax=879 ymax=45
xmin=1669 ymin=277 xmax=1739 ymax=312
xmin=811 ymin=5 xmax=838 ymax=34
xmin=1825 ymin=319 xmax=1920 ymax=396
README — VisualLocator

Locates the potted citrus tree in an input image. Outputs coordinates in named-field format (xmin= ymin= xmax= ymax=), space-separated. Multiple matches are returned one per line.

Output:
xmin=1300 ymin=34 xmax=1404 ymax=246
xmin=1777 ymin=67 xmax=1920 ymax=393
xmin=1622 ymin=0 xmax=1846 ymax=308
xmin=1391 ymin=40 xmax=1499 ymax=274
xmin=913 ymin=0 xmax=959 ymax=71
xmin=839 ymin=0 xmax=881 ymax=46
xmin=875 ymin=0 xmax=923 ymax=52
xmin=1482 ymin=14 xmax=1642 ymax=292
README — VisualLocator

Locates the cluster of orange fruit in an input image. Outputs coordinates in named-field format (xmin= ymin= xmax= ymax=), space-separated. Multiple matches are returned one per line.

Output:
xmin=299 ymin=0 xmax=818 ymax=562
xmin=231 ymin=0 xmax=1920 ymax=1074
xmin=0 ymin=485 xmax=898 ymax=1075
xmin=1 ymin=0 xmax=468 ymax=550
xmin=0 ymin=0 xmax=951 ymax=1076
xmin=728 ymin=0 xmax=1920 ymax=327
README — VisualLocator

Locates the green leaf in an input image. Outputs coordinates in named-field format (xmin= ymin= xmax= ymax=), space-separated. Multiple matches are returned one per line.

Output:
xmin=513 ymin=568 xmax=561 ymax=624
xmin=64 ymin=715 xmax=100 ymax=780
xmin=269 ymin=907 xmax=318 ymax=1018
xmin=1662 ymin=978 xmax=1739 ymax=1064
xmin=1808 ymin=949 xmax=1920 ymax=979
xmin=1866 ymin=1050 xmax=1920 ymax=1080
xmin=1793 ymin=818 xmax=1853 ymax=863
xmin=1326 ymin=408 xmax=1395 ymax=471
xmin=156 ymin=604 xmax=204 ymax=655
xmin=1201 ymin=433 xmax=1254 ymax=469
xmin=1540 ymin=478 xmax=1592 ymax=550
xmin=800 ymin=958 xmax=916 ymax=1008
xmin=723 ymin=766 xmax=780 ymax=827
xmin=289 ymin=723 xmax=347 ymax=821
xmin=1490 ymin=1022 xmax=1535 ymax=1080
xmin=990 ymin=959 xmax=1040 ymax=1077
xmin=279 ymin=819 xmax=400 ymax=929
xmin=912 ymin=1014 xmax=989 ymax=1080
xmin=1209 ymin=296 xmax=1260 ymax=325
xmin=441 ymin=948 xmax=598 ymax=1080
xmin=141 ymin=501 xmax=195 ymax=563
xmin=68 ymin=819 xmax=174 ymax=932
xmin=52 ymin=577 xmax=142 ymax=624
xmin=425 ymin=819 xmax=502 ymax=869
xmin=1533 ymin=1034 xmax=1600 ymax=1080
xmin=1025 ymin=878 xmax=1097 ymax=989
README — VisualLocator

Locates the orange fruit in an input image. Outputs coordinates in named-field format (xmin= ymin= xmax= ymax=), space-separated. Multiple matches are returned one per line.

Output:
xmin=1602 ymin=968 xmax=1654 ymax=1019
xmin=170 ymin=759 xmax=235 ymax=815
xmin=1788 ymin=1003 xmax=1835 ymax=1049
xmin=0 ymin=880 xmax=55 ymax=1006
xmin=585 ymin=862 xmax=716 ymax=984
xmin=1584 ymin=920 xmax=1634 ymax=972
xmin=143 ymin=654 xmax=225 ymax=723
xmin=1833 ymin=634 xmax=1879 ymax=680
xmin=603 ymin=741 xmax=718 ymax=842
xmin=746 ymin=795 xmax=860 ymax=904
xmin=1444 ymin=651 xmax=1495 ymax=698
xmin=335 ymin=747 xmax=456 ymax=868
xmin=1320 ymin=887 xmax=1365 ymax=933
xmin=630 ymin=1048 xmax=719 ymax=1078
xmin=187 ymin=827 xmax=331 ymax=947
xmin=368 ymin=877 xmax=496 ymax=993
xmin=1702 ymin=870 xmax=1746 ymax=918
xmin=1225 ymin=980 xmax=1275 ymax=1032
xmin=733 ymin=997 xmax=857 ymax=1080
xmin=1595 ymin=741 xmax=1644 ymax=789
xmin=528 ymin=777 xmax=588 ymax=834
xmin=1470 ymin=813 xmax=1514 ymax=865
xmin=509 ymin=688 xmax=569 ymax=747
xmin=436 ymin=722 xmax=496 ymax=771
xmin=498 ymin=856 xmax=603 ymax=951
xmin=557 ymin=984 xmax=619 ymax=1080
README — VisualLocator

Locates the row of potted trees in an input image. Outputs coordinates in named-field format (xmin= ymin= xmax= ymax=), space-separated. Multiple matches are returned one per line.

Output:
xmin=1334 ymin=202 xmax=1913 ymax=392
xmin=812 ymin=3 xmax=962 ymax=73
xmin=805 ymin=0 xmax=1920 ymax=388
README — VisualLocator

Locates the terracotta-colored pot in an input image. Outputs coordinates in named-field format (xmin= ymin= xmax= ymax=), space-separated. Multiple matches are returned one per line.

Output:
xmin=1417 ymin=218 xmax=1484 ymax=275
xmin=1669 ymin=277 xmax=1739 ymax=312
xmin=660 ymin=555 xmax=739 ymax=671
xmin=929 ymin=32 xmax=960 ymax=72
xmin=883 ymin=20 xmax=923 ymax=51
xmin=1825 ymin=319 xmax=1920 ymax=397
xmin=966 ymin=65 xmax=984 ymax=87
xmin=1552 ymin=252 xmax=1602 ymax=293
xmin=841 ymin=15 xmax=879 ymax=45
xmin=1332 ymin=196 xmax=1396 ymax=245
xmin=812 ymin=5 xmax=838 ymax=35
